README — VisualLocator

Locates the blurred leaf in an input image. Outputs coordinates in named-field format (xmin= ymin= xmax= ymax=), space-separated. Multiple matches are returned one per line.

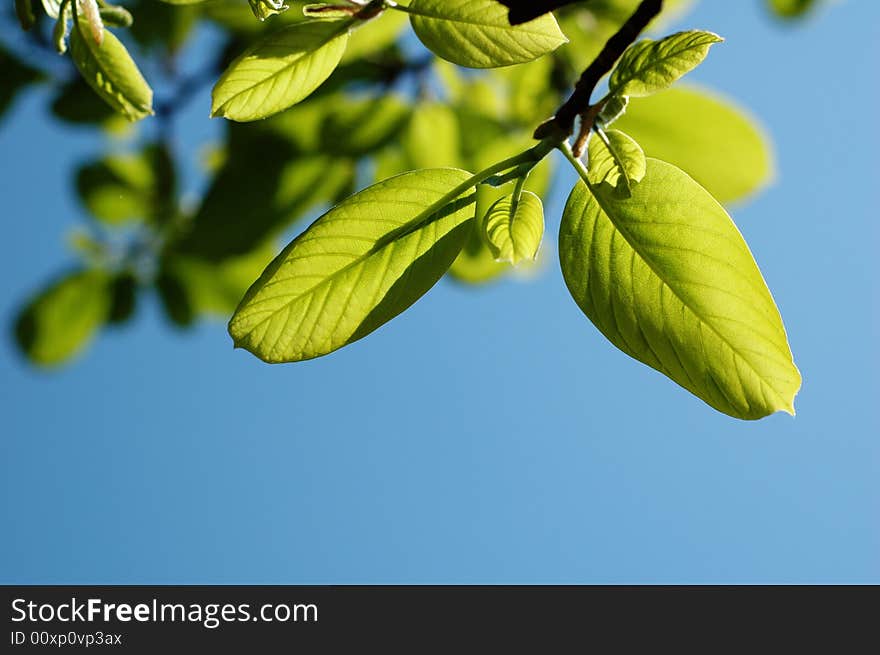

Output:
xmin=14 ymin=270 xmax=110 ymax=367
xmin=211 ymin=19 xmax=350 ymax=121
xmin=107 ymin=272 xmax=137 ymax=324
xmin=156 ymin=267 xmax=194 ymax=327
xmin=177 ymin=129 xmax=353 ymax=261
xmin=614 ymin=85 xmax=774 ymax=203
xmin=560 ymin=159 xmax=800 ymax=419
xmin=484 ymin=191 xmax=544 ymax=265
xmin=768 ymin=0 xmax=817 ymax=19
xmin=229 ymin=169 xmax=476 ymax=363
xmin=407 ymin=0 xmax=567 ymax=69
xmin=320 ymin=94 xmax=410 ymax=156
xmin=609 ymin=30 xmax=723 ymax=98
xmin=50 ymin=77 xmax=119 ymax=126
xmin=404 ymin=102 xmax=462 ymax=169
xmin=68 ymin=16 xmax=154 ymax=120
xmin=0 ymin=45 xmax=43 ymax=120
xmin=75 ymin=143 xmax=177 ymax=225
xmin=164 ymin=243 xmax=277 ymax=317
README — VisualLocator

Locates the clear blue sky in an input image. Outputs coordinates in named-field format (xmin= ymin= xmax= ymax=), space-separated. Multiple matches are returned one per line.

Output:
xmin=1 ymin=1 xmax=877 ymax=583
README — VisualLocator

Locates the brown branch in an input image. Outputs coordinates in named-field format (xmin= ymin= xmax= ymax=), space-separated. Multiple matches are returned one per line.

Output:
xmin=534 ymin=0 xmax=662 ymax=148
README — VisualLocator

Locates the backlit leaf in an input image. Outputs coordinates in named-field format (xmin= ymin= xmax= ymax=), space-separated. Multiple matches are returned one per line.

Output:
xmin=484 ymin=191 xmax=544 ymax=265
xmin=229 ymin=168 xmax=476 ymax=362
xmin=586 ymin=129 xmax=646 ymax=195
xmin=407 ymin=0 xmax=567 ymax=69
xmin=68 ymin=16 xmax=153 ymax=121
xmin=609 ymin=30 xmax=722 ymax=98
xmin=559 ymin=159 xmax=800 ymax=419
xmin=211 ymin=19 xmax=349 ymax=121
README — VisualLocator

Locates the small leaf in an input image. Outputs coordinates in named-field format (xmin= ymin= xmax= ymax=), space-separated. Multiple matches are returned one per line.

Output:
xmin=614 ymin=85 xmax=774 ymax=203
xmin=248 ymin=0 xmax=289 ymax=21
xmin=229 ymin=168 xmax=476 ymax=363
xmin=597 ymin=94 xmax=629 ymax=127
xmin=14 ymin=270 xmax=110 ymax=367
xmin=609 ymin=30 xmax=723 ymax=98
xmin=68 ymin=15 xmax=154 ymax=121
xmin=484 ymin=191 xmax=544 ymax=265
xmin=586 ymin=128 xmax=646 ymax=195
xmin=99 ymin=6 xmax=134 ymax=28
xmin=41 ymin=0 xmax=61 ymax=18
xmin=53 ymin=0 xmax=72 ymax=54
xmin=407 ymin=0 xmax=567 ymax=69
xmin=211 ymin=19 xmax=350 ymax=121
xmin=559 ymin=159 xmax=800 ymax=420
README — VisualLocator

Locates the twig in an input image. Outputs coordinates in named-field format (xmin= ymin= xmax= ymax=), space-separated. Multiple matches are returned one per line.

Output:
xmin=534 ymin=0 xmax=662 ymax=153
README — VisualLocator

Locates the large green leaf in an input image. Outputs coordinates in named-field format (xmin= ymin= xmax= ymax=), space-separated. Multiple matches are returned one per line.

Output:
xmin=406 ymin=0 xmax=567 ymax=68
xmin=484 ymin=191 xmax=544 ymax=265
xmin=609 ymin=30 xmax=722 ymax=98
xmin=68 ymin=17 xmax=153 ymax=121
xmin=229 ymin=169 xmax=476 ymax=362
xmin=559 ymin=159 xmax=800 ymax=420
xmin=614 ymin=86 xmax=774 ymax=204
xmin=211 ymin=19 xmax=349 ymax=121
xmin=14 ymin=270 xmax=110 ymax=367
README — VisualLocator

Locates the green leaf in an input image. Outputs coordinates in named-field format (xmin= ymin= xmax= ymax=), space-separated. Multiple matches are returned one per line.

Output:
xmin=559 ymin=159 xmax=800 ymax=420
xmin=75 ymin=144 xmax=176 ymax=225
xmin=320 ymin=94 xmax=410 ymax=156
xmin=14 ymin=270 xmax=110 ymax=367
xmin=609 ymin=30 xmax=723 ymax=98
xmin=484 ymin=191 xmax=544 ymax=265
xmin=587 ymin=128 xmax=646 ymax=195
xmin=406 ymin=0 xmax=567 ymax=69
xmin=614 ymin=85 xmax=774 ymax=204
xmin=211 ymin=19 xmax=350 ymax=121
xmin=68 ymin=16 xmax=154 ymax=121
xmin=403 ymin=101 xmax=462 ymax=169
xmin=229 ymin=168 xmax=476 ymax=362
xmin=768 ymin=0 xmax=817 ymax=19
xmin=164 ymin=244 xmax=278 ymax=317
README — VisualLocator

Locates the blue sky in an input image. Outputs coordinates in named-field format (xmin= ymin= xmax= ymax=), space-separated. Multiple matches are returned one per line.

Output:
xmin=1 ymin=1 xmax=877 ymax=583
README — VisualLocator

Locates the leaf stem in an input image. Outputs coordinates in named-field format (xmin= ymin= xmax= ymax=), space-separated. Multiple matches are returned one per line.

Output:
xmin=535 ymin=0 xmax=662 ymax=141
xmin=558 ymin=140 xmax=593 ymax=189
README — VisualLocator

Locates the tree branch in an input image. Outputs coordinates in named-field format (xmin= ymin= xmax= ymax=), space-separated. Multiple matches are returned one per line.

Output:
xmin=534 ymin=0 xmax=662 ymax=149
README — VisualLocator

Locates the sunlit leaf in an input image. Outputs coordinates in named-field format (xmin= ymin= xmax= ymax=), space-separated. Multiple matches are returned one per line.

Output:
xmin=586 ymin=129 xmax=646 ymax=195
xmin=559 ymin=159 xmax=800 ymax=419
xmin=407 ymin=0 xmax=567 ymax=69
xmin=68 ymin=16 xmax=153 ymax=121
xmin=211 ymin=19 xmax=350 ymax=121
xmin=609 ymin=30 xmax=723 ymax=98
xmin=484 ymin=191 xmax=544 ymax=265
xmin=229 ymin=168 xmax=476 ymax=362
